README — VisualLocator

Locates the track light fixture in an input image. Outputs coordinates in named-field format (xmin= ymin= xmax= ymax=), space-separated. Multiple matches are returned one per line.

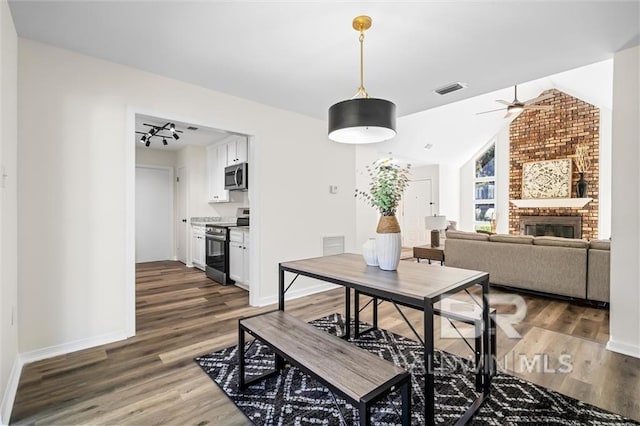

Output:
xmin=136 ymin=122 xmax=183 ymax=147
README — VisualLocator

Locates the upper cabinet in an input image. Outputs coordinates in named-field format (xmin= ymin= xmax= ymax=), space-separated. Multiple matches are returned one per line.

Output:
xmin=206 ymin=136 xmax=248 ymax=203
xmin=207 ymin=144 xmax=229 ymax=203
xmin=227 ymin=136 xmax=248 ymax=165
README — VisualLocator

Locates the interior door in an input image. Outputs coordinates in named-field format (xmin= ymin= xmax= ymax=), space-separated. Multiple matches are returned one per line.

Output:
xmin=401 ymin=179 xmax=433 ymax=247
xmin=176 ymin=166 xmax=188 ymax=264
xmin=135 ymin=167 xmax=172 ymax=262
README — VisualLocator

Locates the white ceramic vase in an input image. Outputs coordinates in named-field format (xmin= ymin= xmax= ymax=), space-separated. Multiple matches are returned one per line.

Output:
xmin=362 ymin=238 xmax=379 ymax=266
xmin=376 ymin=232 xmax=402 ymax=271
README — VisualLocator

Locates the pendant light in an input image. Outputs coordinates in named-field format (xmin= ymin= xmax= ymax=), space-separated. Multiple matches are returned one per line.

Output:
xmin=328 ymin=15 xmax=396 ymax=144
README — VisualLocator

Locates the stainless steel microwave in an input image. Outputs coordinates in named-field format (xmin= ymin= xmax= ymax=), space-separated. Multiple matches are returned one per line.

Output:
xmin=224 ymin=162 xmax=248 ymax=191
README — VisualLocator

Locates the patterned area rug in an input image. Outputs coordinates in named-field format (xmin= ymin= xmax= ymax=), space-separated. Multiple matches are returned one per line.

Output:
xmin=195 ymin=313 xmax=638 ymax=425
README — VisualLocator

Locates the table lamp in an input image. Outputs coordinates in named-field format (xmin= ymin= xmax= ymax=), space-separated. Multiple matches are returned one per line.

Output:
xmin=424 ymin=215 xmax=447 ymax=247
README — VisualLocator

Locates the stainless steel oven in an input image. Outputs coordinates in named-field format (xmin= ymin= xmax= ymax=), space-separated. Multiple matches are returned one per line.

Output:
xmin=205 ymin=225 xmax=233 ymax=285
xmin=204 ymin=208 xmax=250 ymax=285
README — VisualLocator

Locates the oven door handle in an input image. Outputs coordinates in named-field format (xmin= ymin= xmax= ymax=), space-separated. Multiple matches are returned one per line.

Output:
xmin=206 ymin=235 xmax=226 ymax=242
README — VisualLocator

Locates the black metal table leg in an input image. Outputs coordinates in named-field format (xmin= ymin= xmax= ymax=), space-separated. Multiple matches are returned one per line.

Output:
xmin=345 ymin=287 xmax=351 ymax=340
xmin=482 ymin=277 xmax=491 ymax=394
xmin=354 ymin=290 xmax=360 ymax=338
xmin=238 ymin=323 xmax=246 ymax=389
xmin=278 ymin=266 xmax=285 ymax=311
xmin=424 ymin=302 xmax=435 ymax=426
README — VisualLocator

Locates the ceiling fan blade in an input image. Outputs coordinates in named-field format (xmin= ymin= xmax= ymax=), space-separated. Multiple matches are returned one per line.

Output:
xmin=495 ymin=100 xmax=512 ymax=106
xmin=504 ymin=111 xmax=514 ymax=119
xmin=524 ymin=93 xmax=554 ymax=105
xmin=524 ymin=105 xmax=553 ymax=110
xmin=476 ymin=107 xmax=507 ymax=115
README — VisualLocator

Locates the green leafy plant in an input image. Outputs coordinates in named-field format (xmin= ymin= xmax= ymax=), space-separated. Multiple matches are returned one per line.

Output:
xmin=355 ymin=159 xmax=411 ymax=216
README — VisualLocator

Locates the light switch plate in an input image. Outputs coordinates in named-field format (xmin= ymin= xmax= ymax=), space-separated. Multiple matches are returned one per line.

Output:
xmin=329 ymin=185 xmax=338 ymax=194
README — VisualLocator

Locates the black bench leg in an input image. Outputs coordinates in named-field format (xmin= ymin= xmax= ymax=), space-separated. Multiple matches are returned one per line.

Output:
xmin=401 ymin=378 xmax=411 ymax=426
xmin=359 ymin=401 xmax=371 ymax=426
xmin=238 ymin=324 xmax=246 ymax=390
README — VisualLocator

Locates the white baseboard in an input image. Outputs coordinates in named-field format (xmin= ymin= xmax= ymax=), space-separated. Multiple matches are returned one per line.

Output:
xmin=606 ymin=339 xmax=640 ymax=358
xmin=255 ymin=282 xmax=339 ymax=307
xmin=20 ymin=329 xmax=129 ymax=365
xmin=0 ymin=356 xmax=24 ymax=426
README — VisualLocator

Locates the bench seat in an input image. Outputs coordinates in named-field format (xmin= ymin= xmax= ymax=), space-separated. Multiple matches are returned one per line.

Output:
xmin=239 ymin=311 xmax=411 ymax=425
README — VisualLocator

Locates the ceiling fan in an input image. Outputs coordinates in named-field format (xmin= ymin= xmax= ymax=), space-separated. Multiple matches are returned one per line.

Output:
xmin=477 ymin=85 xmax=553 ymax=118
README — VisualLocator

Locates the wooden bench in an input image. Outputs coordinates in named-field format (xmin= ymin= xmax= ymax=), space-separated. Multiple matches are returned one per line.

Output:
xmin=238 ymin=310 xmax=411 ymax=426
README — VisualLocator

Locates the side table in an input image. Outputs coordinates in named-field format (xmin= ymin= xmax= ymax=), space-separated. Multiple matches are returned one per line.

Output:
xmin=413 ymin=244 xmax=445 ymax=265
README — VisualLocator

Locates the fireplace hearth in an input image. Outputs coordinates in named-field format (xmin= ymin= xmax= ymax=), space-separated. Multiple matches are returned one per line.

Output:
xmin=519 ymin=216 xmax=582 ymax=239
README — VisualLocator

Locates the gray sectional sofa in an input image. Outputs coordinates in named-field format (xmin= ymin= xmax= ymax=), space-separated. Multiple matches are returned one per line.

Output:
xmin=444 ymin=230 xmax=610 ymax=303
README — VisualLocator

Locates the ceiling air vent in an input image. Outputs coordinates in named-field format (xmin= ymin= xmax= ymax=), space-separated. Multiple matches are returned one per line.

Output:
xmin=187 ymin=126 xmax=199 ymax=131
xmin=435 ymin=82 xmax=467 ymax=96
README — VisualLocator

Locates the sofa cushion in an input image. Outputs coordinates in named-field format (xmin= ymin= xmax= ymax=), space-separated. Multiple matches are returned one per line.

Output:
xmin=534 ymin=236 xmax=588 ymax=248
xmin=589 ymin=239 xmax=611 ymax=250
xmin=489 ymin=234 xmax=534 ymax=245
xmin=446 ymin=230 xmax=489 ymax=241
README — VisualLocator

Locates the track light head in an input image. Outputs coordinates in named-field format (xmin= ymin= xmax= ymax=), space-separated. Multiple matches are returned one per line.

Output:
xmin=149 ymin=127 xmax=157 ymax=136
xmin=145 ymin=140 xmax=151 ymax=147
xmin=173 ymin=133 xmax=180 ymax=140
xmin=141 ymin=135 xmax=147 ymax=142
xmin=169 ymin=123 xmax=176 ymax=133
xmin=163 ymin=138 xmax=168 ymax=146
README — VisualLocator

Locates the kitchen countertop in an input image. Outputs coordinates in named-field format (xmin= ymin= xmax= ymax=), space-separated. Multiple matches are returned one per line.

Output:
xmin=191 ymin=216 xmax=237 ymax=226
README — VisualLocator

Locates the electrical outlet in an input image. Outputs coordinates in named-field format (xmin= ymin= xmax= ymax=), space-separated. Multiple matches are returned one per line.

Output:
xmin=0 ymin=165 xmax=6 ymax=189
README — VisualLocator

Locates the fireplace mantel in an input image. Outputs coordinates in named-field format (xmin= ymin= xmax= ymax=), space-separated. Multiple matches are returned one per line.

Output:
xmin=510 ymin=198 xmax=593 ymax=208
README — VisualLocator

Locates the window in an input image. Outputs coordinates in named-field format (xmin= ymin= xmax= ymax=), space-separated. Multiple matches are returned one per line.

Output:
xmin=474 ymin=143 xmax=495 ymax=232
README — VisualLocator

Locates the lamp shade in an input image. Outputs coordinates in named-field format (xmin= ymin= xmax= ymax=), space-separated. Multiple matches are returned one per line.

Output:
xmin=424 ymin=215 xmax=447 ymax=230
xmin=328 ymin=98 xmax=396 ymax=144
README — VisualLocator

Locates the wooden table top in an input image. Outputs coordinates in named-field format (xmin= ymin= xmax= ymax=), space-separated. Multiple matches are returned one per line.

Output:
xmin=280 ymin=253 xmax=488 ymax=306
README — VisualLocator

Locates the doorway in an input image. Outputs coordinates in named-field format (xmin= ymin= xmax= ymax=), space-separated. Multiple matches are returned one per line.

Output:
xmin=176 ymin=166 xmax=188 ymax=264
xmin=401 ymin=179 xmax=433 ymax=247
xmin=135 ymin=166 xmax=173 ymax=262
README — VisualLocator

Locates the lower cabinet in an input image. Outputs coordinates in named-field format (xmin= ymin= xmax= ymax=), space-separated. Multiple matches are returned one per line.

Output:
xmin=192 ymin=226 xmax=206 ymax=271
xmin=229 ymin=229 xmax=250 ymax=289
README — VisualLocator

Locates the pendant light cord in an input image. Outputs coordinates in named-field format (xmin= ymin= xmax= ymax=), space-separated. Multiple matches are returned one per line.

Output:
xmin=353 ymin=28 xmax=369 ymax=99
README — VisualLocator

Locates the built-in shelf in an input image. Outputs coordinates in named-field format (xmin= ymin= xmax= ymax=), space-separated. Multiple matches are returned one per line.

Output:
xmin=510 ymin=198 xmax=593 ymax=208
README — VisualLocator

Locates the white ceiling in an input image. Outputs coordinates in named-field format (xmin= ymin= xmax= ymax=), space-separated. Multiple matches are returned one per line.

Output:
xmin=8 ymin=1 xmax=639 ymax=159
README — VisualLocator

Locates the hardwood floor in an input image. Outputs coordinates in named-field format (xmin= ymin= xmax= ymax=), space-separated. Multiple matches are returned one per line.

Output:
xmin=10 ymin=260 xmax=640 ymax=424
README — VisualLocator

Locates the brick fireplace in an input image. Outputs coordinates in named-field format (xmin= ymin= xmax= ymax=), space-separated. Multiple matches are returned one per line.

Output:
xmin=509 ymin=89 xmax=599 ymax=240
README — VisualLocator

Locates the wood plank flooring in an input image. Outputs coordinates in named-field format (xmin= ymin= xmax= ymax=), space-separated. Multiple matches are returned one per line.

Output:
xmin=10 ymin=260 xmax=640 ymax=424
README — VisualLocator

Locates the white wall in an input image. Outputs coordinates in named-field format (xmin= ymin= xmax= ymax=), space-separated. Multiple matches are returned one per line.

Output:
xmin=608 ymin=45 xmax=640 ymax=358
xmin=598 ymin=107 xmax=612 ymax=239
xmin=0 ymin=0 xmax=19 ymax=422
xmin=18 ymin=39 xmax=356 ymax=355
xmin=135 ymin=147 xmax=176 ymax=168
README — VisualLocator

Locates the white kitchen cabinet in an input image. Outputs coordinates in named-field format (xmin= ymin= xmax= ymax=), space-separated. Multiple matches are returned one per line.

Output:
xmin=229 ymin=228 xmax=250 ymax=289
xmin=191 ymin=225 xmax=206 ymax=270
xmin=206 ymin=144 xmax=229 ymax=203
xmin=242 ymin=230 xmax=250 ymax=286
xmin=226 ymin=136 xmax=248 ymax=165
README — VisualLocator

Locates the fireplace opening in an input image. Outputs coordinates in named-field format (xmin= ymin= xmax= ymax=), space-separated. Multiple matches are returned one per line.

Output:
xmin=519 ymin=216 xmax=582 ymax=239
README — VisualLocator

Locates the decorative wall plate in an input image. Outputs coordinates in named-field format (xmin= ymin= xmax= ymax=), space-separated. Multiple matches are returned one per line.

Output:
xmin=522 ymin=158 xmax=572 ymax=199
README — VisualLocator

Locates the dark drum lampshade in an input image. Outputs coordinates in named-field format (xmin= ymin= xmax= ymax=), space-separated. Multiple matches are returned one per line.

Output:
xmin=328 ymin=98 xmax=396 ymax=144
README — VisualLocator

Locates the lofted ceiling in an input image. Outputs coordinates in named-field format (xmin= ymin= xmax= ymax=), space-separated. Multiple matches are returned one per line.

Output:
xmin=8 ymin=1 xmax=639 ymax=161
